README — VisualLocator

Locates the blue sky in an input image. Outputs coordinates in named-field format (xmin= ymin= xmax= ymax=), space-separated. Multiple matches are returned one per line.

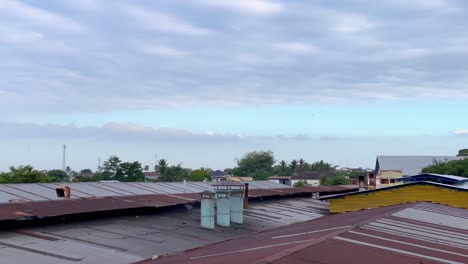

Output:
xmin=1 ymin=0 xmax=468 ymax=171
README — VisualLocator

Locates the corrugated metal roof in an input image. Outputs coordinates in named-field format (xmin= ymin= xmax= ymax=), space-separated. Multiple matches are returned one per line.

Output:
xmin=136 ymin=202 xmax=468 ymax=264
xmin=0 ymin=198 xmax=329 ymax=264
xmin=403 ymin=173 xmax=468 ymax=183
xmin=0 ymin=181 xmax=292 ymax=203
xmin=0 ymin=185 xmax=357 ymax=222
xmin=376 ymin=155 xmax=465 ymax=176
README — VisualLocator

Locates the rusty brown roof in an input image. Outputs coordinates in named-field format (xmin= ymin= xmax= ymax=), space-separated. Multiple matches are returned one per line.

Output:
xmin=0 ymin=185 xmax=357 ymax=223
xmin=134 ymin=202 xmax=468 ymax=264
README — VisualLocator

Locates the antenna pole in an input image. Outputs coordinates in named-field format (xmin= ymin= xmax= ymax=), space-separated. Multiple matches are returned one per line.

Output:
xmin=62 ymin=144 xmax=66 ymax=171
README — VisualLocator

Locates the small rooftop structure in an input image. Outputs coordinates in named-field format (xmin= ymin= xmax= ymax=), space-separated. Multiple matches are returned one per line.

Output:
xmin=375 ymin=155 xmax=465 ymax=176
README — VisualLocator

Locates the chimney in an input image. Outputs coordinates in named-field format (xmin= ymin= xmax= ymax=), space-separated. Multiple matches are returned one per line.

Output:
xmin=230 ymin=189 xmax=244 ymax=224
xmin=200 ymin=191 xmax=215 ymax=229
xmin=215 ymin=189 xmax=230 ymax=227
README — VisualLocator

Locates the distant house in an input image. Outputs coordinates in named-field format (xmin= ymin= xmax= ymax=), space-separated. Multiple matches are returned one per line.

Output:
xmin=210 ymin=170 xmax=227 ymax=182
xmin=144 ymin=171 xmax=159 ymax=181
xmin=292 ymin=171 xmax=329 ymax=186
xmin=268 ymin=176 xmax=291 ymax=186
xmin=269 ymin=171 xmax=329 ymax=187
xmin=374 ymin=155 xmax=465 ymax=188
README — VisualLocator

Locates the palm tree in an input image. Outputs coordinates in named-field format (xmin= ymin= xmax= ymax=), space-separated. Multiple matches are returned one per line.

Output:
xmin=278 ymin=160 xmax=288 ymax=175
xmin=157 ymin=159 xmax=168 ymax=174
xmin=290 ymin=160 xmax=298 ymax=174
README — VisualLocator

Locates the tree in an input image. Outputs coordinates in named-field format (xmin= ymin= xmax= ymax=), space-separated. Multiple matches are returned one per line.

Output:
xmin=458 ymin=149 xmax=468 ymax=157
xmin=158 ymin=164 xmax=188 ymax=182
xmin=47 ymin=169 xmax=68 ymax=182
xmin=1 ymin=165 xmax=51 ymax=183
xmin=233 ymin=151 xmax=275 ymax=179
xmin=189 ymin=169 xmax=210 ymax=181
xmin=157 ymin=159 xmax=168 ymax=175
xmin=275 ymin=160 xmax=290 ymax=176
xmin=293 ymin=180 xmax=307 ymax=187
xmin=289 ymin=160 xmax=298 ymax=174
xmin=422 ymin=159 xmax=468 ymax=177
xmin=144 ymin=165 xmax=150 ymax=171
xmin=320 ymin=175 xmax=349 ymax=186
xmin=117 ymin=161 xmax=144 ymax=182
xmin=103 ymin=155 xmax=122 ymax=179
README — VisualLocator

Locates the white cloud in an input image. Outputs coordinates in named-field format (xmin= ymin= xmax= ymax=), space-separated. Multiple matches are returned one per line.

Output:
xmin=0 ymin=0 xmax=86 ymax=32
xmin=383 ymin=0 xmax=458 ymax=12
xmin=0 ymin=26 xmax=44 ymax=44
xmin=273 ymin=42 xmax=319 ymax=54
xmin=122 ymin=4 xmax=213 ymax=36
xmin=196 ymin=0 xmax=283 ymax=15
xmin=61 ymin=0 xmax=100 ymax=11
xmin=454 ymin=129 xmax=468 ymax=136
xmin=331 ymin=14 xmax=374 ymax=33
xmin=0 ymin=25 xmax=77 ymax=53
xmin=142 ymin=45 xmax=190 ymax=57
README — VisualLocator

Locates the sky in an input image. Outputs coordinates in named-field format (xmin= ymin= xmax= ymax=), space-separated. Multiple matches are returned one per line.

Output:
xmin=1 ymin=0 xmax=468 ymax=171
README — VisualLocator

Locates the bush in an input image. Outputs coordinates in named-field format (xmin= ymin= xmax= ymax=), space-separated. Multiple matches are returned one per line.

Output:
xmin=293 ymin=180 xmax=307 ymax=187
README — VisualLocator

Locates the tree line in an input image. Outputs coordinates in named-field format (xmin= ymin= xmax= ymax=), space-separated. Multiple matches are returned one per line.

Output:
xmin=0 ymin=151 xmax=369 ymax=185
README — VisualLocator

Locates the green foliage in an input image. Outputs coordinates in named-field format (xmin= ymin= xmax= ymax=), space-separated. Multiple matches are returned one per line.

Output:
xmin=293 ymin=180 xmax=307 ymax=187
xmin=158 ymin=164 xmax=189 ymax=182
xmin=421 ymin=159 xmax=468 ymax=177
xmin=341 ymin=168 xmax=368 ymax=178
xmin=75 ymin=156 xmax=144 ymax=182
xmin=0 ymin=165 xmax=51 ymax=183
xmin=273 ymin=160 xmax=290 ymax=176
xmin=224 ymin=168 xmax=233 ymax=175
xmin=117 ymin=161 xmax=144 ymax=182
xmin=47 ymin=169 xmax=68 ymax=182
xmin=189 ymin=169 xmax=210 ymax=181
xmin=320 ymin=175 xmax=349 ymax=186
xmin=289 ymin=160 xmax=298 ymax=174
xmin=156 ymin=159 xmax=168 ymax=175
xmin=458 ymin=149 xmax=468 ymax=157
xmin=254 ymin=169 xmax=271 ymax=180
xmin=303 ymin=160 xmax=337 ymax=173
xmin=102 ymin=155 xmax=122 ymax=178
xmin=233 ymin=151 xmax=275 ymax=179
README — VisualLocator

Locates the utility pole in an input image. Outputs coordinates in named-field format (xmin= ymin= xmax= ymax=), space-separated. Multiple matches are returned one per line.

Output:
xmin=62 ymin=144 xmax=66 ymax=171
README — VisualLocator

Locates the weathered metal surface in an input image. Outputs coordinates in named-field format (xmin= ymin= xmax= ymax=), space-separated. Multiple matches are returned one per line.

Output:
xmin=135 ymin=203 xmax=468 ymax=264
xmin=0 ymin=185 xmax=357 ymax=222
xmin=0 ymin=181 xmax=294 ymax=203
xmin=0 ymin=198 xmax=328 ymax=264
xmin=325 ymin=182 xmax=468 ymax=213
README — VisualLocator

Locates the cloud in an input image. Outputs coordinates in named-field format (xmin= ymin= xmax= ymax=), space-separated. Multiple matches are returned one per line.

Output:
xmin=122 ymin=4 xmax=213 ymax=36
xmin=273 ymin=42 xmax=319 ymax=54
xmin=0 ymin=0 xmax=86 ymax=32
xmin=330 ymin=13 xmax=374 ymax=33
xmin=0 ymin=25 xmax=77 ymax=53
xmin=382 ymin=0 xmax=458 ymax=12
xmin=0 ymin=122 xmax=245 ymax=143
xmin=454 ymin=129 xmax=468 ymax=136
xmin=61 ymin=0 xmax=100 ymax=11
xmin=142 ymin=45 xmax=190 ymax=57
xmin=195 ymin=0 xmax=283 ymax=15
